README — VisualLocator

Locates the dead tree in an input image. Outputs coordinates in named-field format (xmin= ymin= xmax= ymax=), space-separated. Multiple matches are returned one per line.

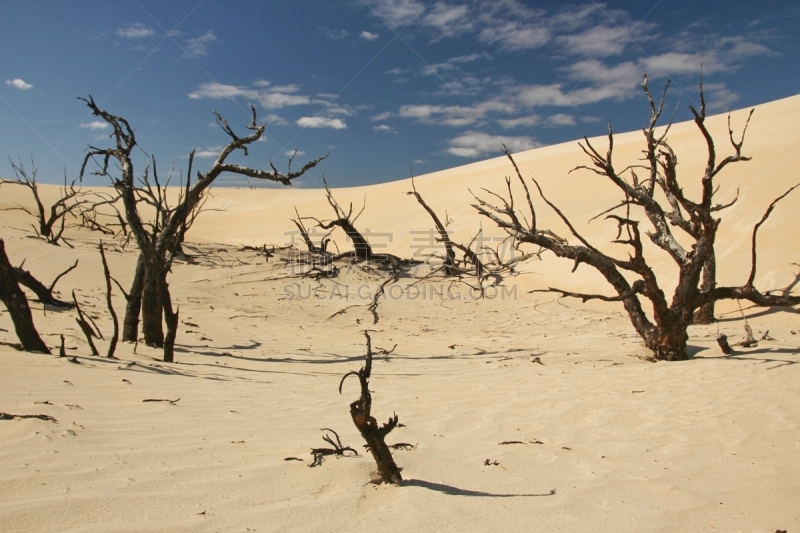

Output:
xmin=0 ymin=157 xmax=92 ymax=245
xmin=406 ymin=176 xmax=456 ymax=276
xmin=339 ymin=331 xmax=402 ymax=484
xmin=79 ymin=96 xmax=325 ymax=358
xmin=303 ymin=177 xmax=373 ymax=261
xmin=13 ymin=259 xmax=77 ymax=309
xmin=473 ymin=76 xmax=800 ymax=361
xmin=0 ymin=239 xmax=50 ymax=353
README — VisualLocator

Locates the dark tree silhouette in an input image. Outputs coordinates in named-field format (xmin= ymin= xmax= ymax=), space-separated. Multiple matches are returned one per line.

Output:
xmin=79 ymin=96 xmax=326 ymax=360
xmin=0 ymin=239 xmax=50 ymax=353
xmin=473 ymin=76 xmax=800 ymax=361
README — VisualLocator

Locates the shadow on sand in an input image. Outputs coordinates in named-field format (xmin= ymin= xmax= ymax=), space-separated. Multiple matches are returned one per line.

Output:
xmin=403 ymin=478 xmax=555 ymax=498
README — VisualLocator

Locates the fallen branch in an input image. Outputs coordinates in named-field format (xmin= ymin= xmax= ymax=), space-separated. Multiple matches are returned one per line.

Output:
xmin=309 ymin=428 xmax=358 ymax=467
xmin=142 ymin=398 xmax=180 ymax=404
xmin=99 ymin=242 xmax=119 ymax=358
xmin=0 ymin=412 xmax=57 ymax=422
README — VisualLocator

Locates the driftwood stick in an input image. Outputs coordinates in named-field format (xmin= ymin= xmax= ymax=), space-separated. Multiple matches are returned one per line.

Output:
xmin=309 ymin=428 xmax=358 ymax=467
xmin=99 ymin=242 xmax=119 ymax=358
xmin=72 ymin=290 xmax=99 ymax=356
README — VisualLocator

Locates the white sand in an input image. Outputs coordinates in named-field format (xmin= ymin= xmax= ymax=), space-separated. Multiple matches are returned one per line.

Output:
xmin=1 ymin=95 xmax=799 ymax=532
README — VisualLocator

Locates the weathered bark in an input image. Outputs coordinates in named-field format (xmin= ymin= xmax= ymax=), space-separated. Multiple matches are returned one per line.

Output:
xmin=339 ymin=332 xmax=402 ymax=484
xmin=693 ymin=254 xmax=716 ymax=324
xmin=0 ymin=239 xmax=50 ymax=353
xmin=646 ymin=313 xmax=690 ymax=361
xmin=121 ymin=255 xmax=144 ymax=342
xmin=140 ymin=259 xmax=164 ymax=347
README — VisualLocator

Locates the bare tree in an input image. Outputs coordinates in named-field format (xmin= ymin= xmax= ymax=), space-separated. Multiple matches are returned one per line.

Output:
xmin=0 ymin=239 xmax=50 ymax=353
xmin=406 ymin=176 xmax=456 ymax=276
xmin=79 ymin=95 xmax=326 ymax=359
xmin=0 ymin=157 xmax=92 ymax=245
xmin=473 ymin=76 xmax=800 ymax=361
xmin=301 ymin=177 xmax=373 ymax=261
xmin=339 ymin=332 xmax=403 ymax=484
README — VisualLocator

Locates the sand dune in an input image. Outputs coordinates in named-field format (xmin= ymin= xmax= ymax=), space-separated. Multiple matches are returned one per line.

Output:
xmin=1 ymin=95 xmax=799 ymax=532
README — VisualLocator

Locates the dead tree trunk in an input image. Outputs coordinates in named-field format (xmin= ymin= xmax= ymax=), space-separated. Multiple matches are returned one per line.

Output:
xmin=339 ymin=332 xmax=402 ymax=485
xmin=311 ymin=178 xmax=373 ymax=261
xmin=140 ymin=257 xmax=165 ymax=347
xmin=121 ymin=255 xmax=144 ymax=342
xmin=693 ymin=254 xmax=716 ymax=324
xmin=0 ymin=239 xmax=50 ymax=353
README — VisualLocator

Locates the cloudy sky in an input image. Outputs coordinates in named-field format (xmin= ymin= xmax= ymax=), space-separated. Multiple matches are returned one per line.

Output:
xmin=1 ymin=0 xmax=798 ymax=187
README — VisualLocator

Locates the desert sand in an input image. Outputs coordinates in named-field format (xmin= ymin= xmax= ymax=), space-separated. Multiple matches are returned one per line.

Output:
xmin=1 ymin=95 xmax=799 ymax=532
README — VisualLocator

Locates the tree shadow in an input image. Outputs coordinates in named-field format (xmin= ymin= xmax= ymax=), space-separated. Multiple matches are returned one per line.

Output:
xmin=402 ymin=478 xmax=556 ymax=498
xmin=695 ymin=346 xmax=799 ymax=369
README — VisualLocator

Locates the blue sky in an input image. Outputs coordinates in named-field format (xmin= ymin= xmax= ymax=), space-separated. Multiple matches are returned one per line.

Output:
xmin=1 ymin=0 xmax=798 ymax=188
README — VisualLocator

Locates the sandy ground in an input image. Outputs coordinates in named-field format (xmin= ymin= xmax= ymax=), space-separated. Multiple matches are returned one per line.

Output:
xmin=1 ymin=95 xmax=800 ymax=532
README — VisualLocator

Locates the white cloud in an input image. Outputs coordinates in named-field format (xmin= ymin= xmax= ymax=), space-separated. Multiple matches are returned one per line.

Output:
xmin=497 ymin=114 xmax=540 ymax=129
xmin=324 ymin=103 xmax=356 ymax=116
xmin=555 ymin=23 xmax=654 ymax=57
xmin=361 ymin=31 xmax=379 ymax=41
xmin=365 ymin=0 xmax=425 ymax=28
xmin=188 ymin=81 xmax=311 ymax=109
xmin=546 ymin=113 xmax=577 ymax=126
xmin=115 ymin=23 xmax=154 ymax=39
xmin=296 ymin=116 xmax=347 ymax=129
xmin=324 ymin=29 xmax=349 ymax=40
xmin=80 ymin=120 xmax=109 ymax=131
xmin=5 ymin=78 xmax=33 ymax=90
xmin=371 ymin=111 xmax=392 ymax=121
xmin=446 ymin=131 xmax=540 ymax=158
xmin=373 ymin=124 xmax=396 ymax=132
xmin=449 ymin=52 xmax=490 ymax=63
xmin=399 ymin=99 xmax=514 ymax=127
xmin=285 ymin=150 xmax=306 ymax=157
xmin=264 ymin=114 xmax=288 ymax=126
xmin=185 ymin=31 xmax=217 ymax=58
xmin=478 ymin=22 xmax=550 ymax=51
xmin=422 ymin=2 xmax=472 ymax=37
xmin=194 ymin=146 xmax=223 ymax=158
xmin=703 ymin=82 xmax=739 ymax=111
